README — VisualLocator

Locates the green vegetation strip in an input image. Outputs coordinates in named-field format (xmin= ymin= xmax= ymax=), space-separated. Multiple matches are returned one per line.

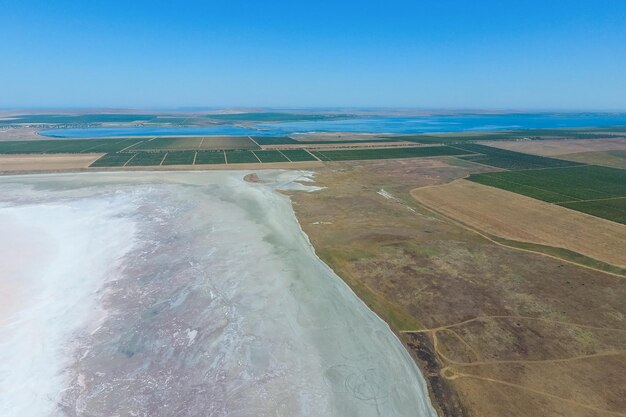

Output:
xmin=125 ymin=152 xmax=167 ymax=166
xmin=251 ymin=136 xmax=299 ymax=145
xmin=253 ymin=150 xmax=289 ymax=163
xmin=0 ymin=138 xmax=143 ymax=154
xmin=453 ymin=143 xmax=583 ymax=170
xmin=558 ymin=198 xmax=626 ymax=225
xmin=90 ymin=153 xmax=136 ymax=167
xmin=224 ymin=150 xmax=259 ymax=164
xmin=162 ymin=151 xmax=196 ymax=165
xmin=279 ymin=149 xmax=317 ymax=161
xmin=311 ymin=145 xmax=469 ymax=161
xmin=195 ymin=151 xmax=225 ymax=164
xmin=386 ymin=129 xmax=617 ymax=145
xmin=468 ymin=165 xmax=626 ymax=224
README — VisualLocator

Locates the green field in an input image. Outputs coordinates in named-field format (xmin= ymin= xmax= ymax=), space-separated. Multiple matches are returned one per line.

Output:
xmin=468 ymin=165 xmax=626 ymax=224
xmin=453 ymin=143 xmax=583 ymax=169
xmin=0 ymin=138 xmax=143 ymax=154
xmin=251 ymin=136 xmax=299 ymax=145
xmin=311 ymin=145 xmax=469 ymax=161
xmin=558 ymin=198 xmax=626 ymax=225
xmin=89 ymin=153 xmax=137 ymax=167
xmin=125 ymin=152 xmax=167 ymax=166
xmin=224 ymin=150 xmax=259 ymax=164
xmin=253 ymin=150 xmax=290 ymax=163
xmin=87 ymin=149 xmax=316 ymax=167
xmin=195 ymin=151 xmax=226 ymax=164
xmin=390 ymin=128 xmax=617 ymax=145
xmin=279 ymin=149 xmax=317 ymax=161
xmin=162 ymin=151 xmax=196 ymax=165
xmin=131 ymin=136 xmax=259 ymax=151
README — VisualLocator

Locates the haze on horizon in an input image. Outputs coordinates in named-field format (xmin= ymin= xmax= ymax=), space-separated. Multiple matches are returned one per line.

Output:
xmin=2 ymin=0 xmax=625 ymax=111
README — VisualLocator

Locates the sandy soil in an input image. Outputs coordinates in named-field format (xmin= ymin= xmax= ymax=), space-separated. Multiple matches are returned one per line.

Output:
xmin=0 ymin=127 xmax=46 ymax=141
xmin=555 ymin=150 xmax=626 ymax=169
xmin=0 ymin=154 xmax=103 ymax=172
xmin=411 ymin=179 xmax=626 ymax=268
xmin=482 ymin=138 xmax=626 ymax=156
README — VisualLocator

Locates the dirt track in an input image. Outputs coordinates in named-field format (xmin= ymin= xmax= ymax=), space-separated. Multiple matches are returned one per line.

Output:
xmin=411 ymin=179 xmax=626 ymax=268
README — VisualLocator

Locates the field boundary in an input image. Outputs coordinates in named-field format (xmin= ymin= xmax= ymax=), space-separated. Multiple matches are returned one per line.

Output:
xmin=410 ymin=182 xmax=626 ymax=278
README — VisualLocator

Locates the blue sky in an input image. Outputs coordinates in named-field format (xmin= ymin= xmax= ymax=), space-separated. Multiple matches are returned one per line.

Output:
xmin=1 ymin=0 xmax=625 ymax=110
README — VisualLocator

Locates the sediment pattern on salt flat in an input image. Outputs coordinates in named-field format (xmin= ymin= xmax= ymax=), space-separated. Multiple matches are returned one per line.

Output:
xmin=0 ymin=171 xmax=436 ymax=417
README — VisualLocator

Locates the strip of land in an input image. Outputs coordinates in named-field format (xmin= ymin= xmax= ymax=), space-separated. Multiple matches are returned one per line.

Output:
xmin=0 ymin=153 xmax=103 ymax=172
xmin=411 ymin=179 xmax=626 ymax=268
xmin=483 ymin=137 xmax=626 ymax=156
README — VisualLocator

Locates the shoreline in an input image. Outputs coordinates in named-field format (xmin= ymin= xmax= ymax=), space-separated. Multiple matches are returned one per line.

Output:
xmin=286 ymin=188 xmax=463 ymax=417
xmin=0 ymin=169 xmax=440 ymax=416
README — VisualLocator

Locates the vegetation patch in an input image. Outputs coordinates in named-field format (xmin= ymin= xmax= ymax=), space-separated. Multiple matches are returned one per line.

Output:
xmin=125 ymin=152 xmax=167 ymax=166
xmin=195 ymin=151 xmax=225 ymax=164
xmin=468 ymin=165 xmax=626 ymax=224
xmin=311 ymin=145 xmax=469 ymax=161
xmin=224 ymin=150 xmax=259 ymax=164
xmin=558 ymin=198 xmax=626 ymax=225
xmin=279 ymin=149 xmax=317 ymax=161
xmin=453 ymin=143 xmax=584 ymax=169
xmin=0 ymin=138 xmax=141 ymax=154
xmin=162 ymin=151 xmax=196 ymax=165
xmin=253 ymin=150 xmax=289 ymax=163
xmin=89 ymin=153 xmax=136 ymax=167
xmin=251 ymin=136 xmax=299 ymax=145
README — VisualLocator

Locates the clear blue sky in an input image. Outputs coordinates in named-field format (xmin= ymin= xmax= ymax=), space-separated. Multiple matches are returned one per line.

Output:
xmin=2 ymin=0 xmax=625 ymax=110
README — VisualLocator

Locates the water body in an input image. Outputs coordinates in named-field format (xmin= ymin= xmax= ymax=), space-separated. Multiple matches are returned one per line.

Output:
xmin=0 ymin=171 xmax=436 ymax=417
xmin=40 ymin=113 xmax=626 ymax=138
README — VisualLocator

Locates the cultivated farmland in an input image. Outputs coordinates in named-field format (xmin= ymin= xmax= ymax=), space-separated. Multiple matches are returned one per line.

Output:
xmin=162 ymin=151 xmax=196 ymax=166
xmin=311 ymin=145 xmax=469 ymax=161
xmin=251 ymin=136 xmax=299 ymax=145
xmin=125 ymin=152 xmax=167 ymax=166
xmin=0 ymin=138 xmax=142 ymax=154
xmin=253 ymin=150 xmax=289 ymax=163
xmin=195 ymin=151 xmax=226 ymax=164
xmin=90 ymin=153 xmax=136 ymax=167
xmin=132 ymin=136 xmax=259 ymax=151
xmin=411 ymin=179 xmax=626 ymax=268
xmin=453 ymin=143 xmax=583 ymax=169
xmin=559 ymin=198 xmax=626 ymax=225
xmin=279 ymin=149 xmax=317 ymax=161
xmin=468 ymin=165 xmax=626 ymax=224
xmin=224 ymin=150 xmax=259 ymax=164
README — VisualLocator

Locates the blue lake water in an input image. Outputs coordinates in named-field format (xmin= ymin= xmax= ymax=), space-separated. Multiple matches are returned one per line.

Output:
xmin=40 ymin=113 xmax=626 ymax=138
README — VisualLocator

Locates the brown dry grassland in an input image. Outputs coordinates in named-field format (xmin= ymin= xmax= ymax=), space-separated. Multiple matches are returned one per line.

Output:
xmin=483 ymin=138 xmax=626 ymax=156
xmin=556 ymin=150 xmax=626 ymax=169
xmin=0 ymin=153 xmax=103 ymax=172
xmin=411 ymin=179 xmax=626 ymax=268
xmin=288 ymin=156 xmax=626 ymax=417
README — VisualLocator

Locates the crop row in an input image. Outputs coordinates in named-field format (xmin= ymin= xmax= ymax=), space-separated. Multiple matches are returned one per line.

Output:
xmin=453 ymin=143 xmax=583 ymax=170
xmin=310 ymin=146 xmax=469 ymax=161
xmin=468 ymin=165 xmax=626 ymax=224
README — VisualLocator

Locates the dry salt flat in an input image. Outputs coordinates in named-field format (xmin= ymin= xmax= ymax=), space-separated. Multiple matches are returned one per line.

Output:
xmin=0 ymin=170 xmax=436 ymax=417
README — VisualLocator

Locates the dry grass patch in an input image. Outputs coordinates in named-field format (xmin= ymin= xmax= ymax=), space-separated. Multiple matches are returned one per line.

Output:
xmin=482 ymin=138 xmax=626 ymax=156
xmin=289 ymin=158 xmax=626 ymax=417
xmin=411 ymin=180 xmax=626 ymax=268
xmin=0 ymin=153 xmax=103 ymax=172
xmin=556 ymin=150 xmax=626 ymax=169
